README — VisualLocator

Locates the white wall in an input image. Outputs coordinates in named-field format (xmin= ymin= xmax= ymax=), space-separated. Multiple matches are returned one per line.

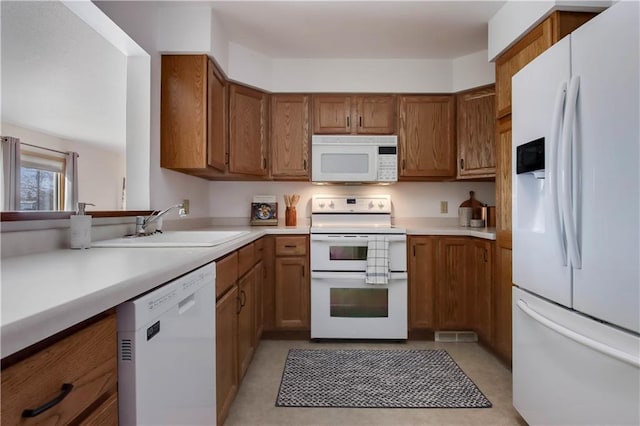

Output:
xmin=227 ymin=42 xmax=273 ymax=90
xmin=270 ymin=58 xmax=454 ymax=93
xmin=157 ymin=6 xmax=213 ymax=54
xmin=210 ymin=10 xmax=230 ymax=73
xmin=3 ymin=123 xmax=125 ymax=210
xmin=209 ymin=181 xmax=495 ymax=222
xmin=452 ymin=50 xmax=495 ymax=92
xmin=96 ymin=1 xmax=212 ymax=220
xmin=488 ymin=0 xmax=610 ymax=61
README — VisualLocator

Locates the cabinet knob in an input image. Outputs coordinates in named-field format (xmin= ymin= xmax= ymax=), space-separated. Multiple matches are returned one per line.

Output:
xmin=460 ymin=158 xmax=465 ymax=170
xmin=359 ymin=116 xmax=363 ymax=127
xmin=346 ymin=116 xmax=350 ymax=128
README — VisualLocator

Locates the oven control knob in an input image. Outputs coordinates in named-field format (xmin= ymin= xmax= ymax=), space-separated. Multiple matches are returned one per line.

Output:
xmin=378 ymin=202 xmax=385 ymax=209
xmin=319 ymin=202 xmax=325 ymax=208
xmin=368 ymin=201 xmax=374 ymax=209
xmin=329 ymin=201 xmax=335 ymax=208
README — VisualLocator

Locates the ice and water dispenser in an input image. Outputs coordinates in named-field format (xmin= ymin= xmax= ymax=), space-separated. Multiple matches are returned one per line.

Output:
xmin=515 ymin=138 xmax=546 ymax=233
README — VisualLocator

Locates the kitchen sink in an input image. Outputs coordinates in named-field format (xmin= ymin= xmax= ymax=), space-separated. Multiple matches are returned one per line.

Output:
xmin=92 ymin=230 xmax=251 ymax=248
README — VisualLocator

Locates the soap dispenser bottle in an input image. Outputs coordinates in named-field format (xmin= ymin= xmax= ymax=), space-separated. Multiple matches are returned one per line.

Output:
xmin=70 ymin=202 xmax=95 ymax=249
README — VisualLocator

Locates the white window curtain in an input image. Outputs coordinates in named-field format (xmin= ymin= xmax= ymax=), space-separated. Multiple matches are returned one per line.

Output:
xmin=1 ymin=136 xmax=21 ymax=210
xmin=64 ymin=151 xmax=79 ymax=211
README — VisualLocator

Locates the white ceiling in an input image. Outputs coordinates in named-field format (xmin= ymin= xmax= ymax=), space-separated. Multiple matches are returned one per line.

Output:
xmin=208 ymin=1 xmax=506 ymax=59
xmin=1 ymin=1 xmax=505 ymax=153
xmin=1 ymin=1 xmax=127 ymax=152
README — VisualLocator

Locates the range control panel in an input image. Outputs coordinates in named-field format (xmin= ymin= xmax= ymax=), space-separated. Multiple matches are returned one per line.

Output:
xmin=311 ymin=195 xmax=391 ymax=214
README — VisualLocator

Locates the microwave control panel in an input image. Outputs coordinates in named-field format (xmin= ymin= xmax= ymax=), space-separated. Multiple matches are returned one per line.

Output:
xmin=377 ymin=154 xmax=397 ymax=182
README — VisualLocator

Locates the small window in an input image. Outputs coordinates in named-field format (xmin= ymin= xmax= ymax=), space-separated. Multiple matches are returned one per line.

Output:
xmin=19 ymin=150 xmax=65 ymax=211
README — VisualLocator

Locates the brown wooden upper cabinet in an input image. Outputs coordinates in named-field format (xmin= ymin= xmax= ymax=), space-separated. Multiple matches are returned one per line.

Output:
xmin=495 ymin=12 xmax=596 ymax=119
xmin=457 ymin=85 xmax=496 ymax=179
xmin=270 ymin=94 xmax=310 ymax=179
xmin=312 ymin=95 xmax=395 ymax=135
xmin=397 ymin=95 xmax=456 ymax=179
xmin=161 ymin=55 xmax=228 ymax=176
xmin=229 ymin=84 xmax=268 ymax=176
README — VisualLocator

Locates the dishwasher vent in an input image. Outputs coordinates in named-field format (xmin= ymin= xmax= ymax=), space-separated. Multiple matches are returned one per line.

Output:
xmin=435 ymin=331 xmax=478 ymax=342
xmin=120 ymin=338 xmax=133 ymax=361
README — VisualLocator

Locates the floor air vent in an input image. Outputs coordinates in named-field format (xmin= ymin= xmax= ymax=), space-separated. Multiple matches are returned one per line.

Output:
xmin=435 ymin=331 xmax=478 ymax=342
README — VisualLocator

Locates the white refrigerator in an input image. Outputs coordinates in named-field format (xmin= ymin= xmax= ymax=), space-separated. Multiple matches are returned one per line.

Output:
xmin=511 ymin=2 xmax=640 ymax=425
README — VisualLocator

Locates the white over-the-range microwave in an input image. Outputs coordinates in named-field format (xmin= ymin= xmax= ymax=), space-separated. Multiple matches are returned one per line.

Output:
xmin=311 ymin=135 xmax=398 ymax=183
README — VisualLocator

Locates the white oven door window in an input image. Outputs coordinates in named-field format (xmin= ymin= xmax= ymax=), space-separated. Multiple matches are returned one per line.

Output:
xmin=311 ymin=272 xmax=408 ymax=339
xmin=330 ymin=288 xmax=388 ymax=318
xmin=311 ymin=234 xmax=407 ymax=272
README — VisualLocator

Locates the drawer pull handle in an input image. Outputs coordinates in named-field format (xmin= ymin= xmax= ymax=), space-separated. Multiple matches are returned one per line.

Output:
xmin=284 ymin=244 xmax=297 ymax=248
xmin=240 ymin=290 xmax=247 ymax=307
xmin=22 ymin=383 xmax=73 ymax=418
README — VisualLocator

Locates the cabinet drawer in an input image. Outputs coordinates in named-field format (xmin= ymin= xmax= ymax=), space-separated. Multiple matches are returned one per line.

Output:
xmin=217 ymin=251 xmax=239 ymax=298
xmin=238 ymin=243 xmax=255 ymax=277
xmin=275 ymin=236 xmax=307 ymax=256
xmin=1 ymin=313 xmax=117 ymax=426
xmin=79 ymin=392 xmax=118 ymax=426
xmin=254 ymin=238 xmax=264 ymax=263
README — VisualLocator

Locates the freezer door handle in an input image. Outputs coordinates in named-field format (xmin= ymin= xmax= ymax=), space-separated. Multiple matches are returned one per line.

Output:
xmin=550 ymin=81 xmax=568 ymax=266
xmin=516 ymin=299 xmax=639 ymax=368
xmin=559 ymin=75 xmax=582 ymax=269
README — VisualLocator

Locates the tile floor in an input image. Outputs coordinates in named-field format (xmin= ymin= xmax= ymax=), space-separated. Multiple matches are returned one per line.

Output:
xmin=225 ymin=340 xmax=527 ymax=426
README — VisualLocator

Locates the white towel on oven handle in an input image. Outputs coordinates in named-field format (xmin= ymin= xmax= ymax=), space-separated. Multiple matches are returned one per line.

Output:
xmin=366 ymin=235 xmax=390 ymax=285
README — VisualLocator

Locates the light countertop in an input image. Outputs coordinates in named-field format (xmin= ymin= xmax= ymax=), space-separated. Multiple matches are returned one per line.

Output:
xmin=1 ymin=220 xmax=494 ymax=358
xmin=1 ymin=226 xmax=304 ymax=358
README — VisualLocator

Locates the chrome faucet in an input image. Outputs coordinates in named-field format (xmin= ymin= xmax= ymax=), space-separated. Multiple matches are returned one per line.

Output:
xmin=136 ymin=201 xmax=188 ymax=235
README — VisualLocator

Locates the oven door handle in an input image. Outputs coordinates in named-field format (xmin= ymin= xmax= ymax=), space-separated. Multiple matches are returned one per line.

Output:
xmin=311 ymin=272 xmax=408 ymax=281
xmin=310 ymin=234 xmax=406 ymax=242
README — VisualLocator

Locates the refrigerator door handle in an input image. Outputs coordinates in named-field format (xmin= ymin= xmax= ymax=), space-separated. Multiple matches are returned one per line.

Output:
xmin=559 ymin=75 xmax=582 ymax=269
xmin=550 ymin=81 xmax=568 ymax=266
xmin=516 ymin=299 xmax=640 ymax=368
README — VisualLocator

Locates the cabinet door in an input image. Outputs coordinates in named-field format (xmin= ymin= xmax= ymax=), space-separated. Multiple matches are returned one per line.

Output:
xmin=207 ymin=59 xmax=227 ymax=171
xmin=237 ymin=268 xmax=256 ymax=381
xmin=229 ymin=84 xmax=267 ymax=175
xmin=436 ymin=237 xmax=470 ymax=329
xmin=457 ymin=86 xmax=496 ymax=178
xmin=275 ymin=256 xmax=309 ymax=329
xmin=216 ymin=286 xmax=238 ymax=425
xmin=468 ymin=239 xmax=493 ymax=342
xmin=495 ymin=116 xmax=512 ymax=237
xmin=398 ymin=95 xmax=456 ymax=178
xmin=254 ymin=261 xmax=264 ymax=343
xmin=271 ymin=95 xmax=309 ymax=179
xmin=408 ymin=236 xmax=436 ymax=330
xmin=161 ymin=55 xmax=208 ymax=169
xmin=493 ymin=241 xmax=513 ymax=362
xmin=313 ymin=95 xmax=352 ymax=134
xmin=355 ymin=95 xmax=395 ymax=134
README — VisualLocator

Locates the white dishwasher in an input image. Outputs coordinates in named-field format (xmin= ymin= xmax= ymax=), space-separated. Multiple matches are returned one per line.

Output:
xmin=117 ymin=262 xmax=216 ymax=426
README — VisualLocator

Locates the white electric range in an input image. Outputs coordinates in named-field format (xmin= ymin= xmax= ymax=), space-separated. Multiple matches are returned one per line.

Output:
xmin=310 ymin=195 xmax=408 ymax=340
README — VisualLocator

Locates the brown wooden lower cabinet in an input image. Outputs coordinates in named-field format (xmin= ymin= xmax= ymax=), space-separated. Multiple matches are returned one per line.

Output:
xmin=408 ymin=236 xmax=437 ymax=330
xmin=436 ymin=237 xmax=471 ymax=329
xmin=468 ymin=238 xmax=493 ymax=343
xmin=237 ymin=264 xmax=257 ymax=381
xmin=216 ymin=239 xmax=265 ymax=425
xmin=1 ymin=312 xmax=118 ymax=426
xmin=275 ymin=256 xmax=309 ymax=329
xmin=408 ymin=235 xmax=495 ymax=346
xmin=216 ymin=285 xmax=238 ymax=425
xmin=493 ymin=237 xmax=513 ymax=362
